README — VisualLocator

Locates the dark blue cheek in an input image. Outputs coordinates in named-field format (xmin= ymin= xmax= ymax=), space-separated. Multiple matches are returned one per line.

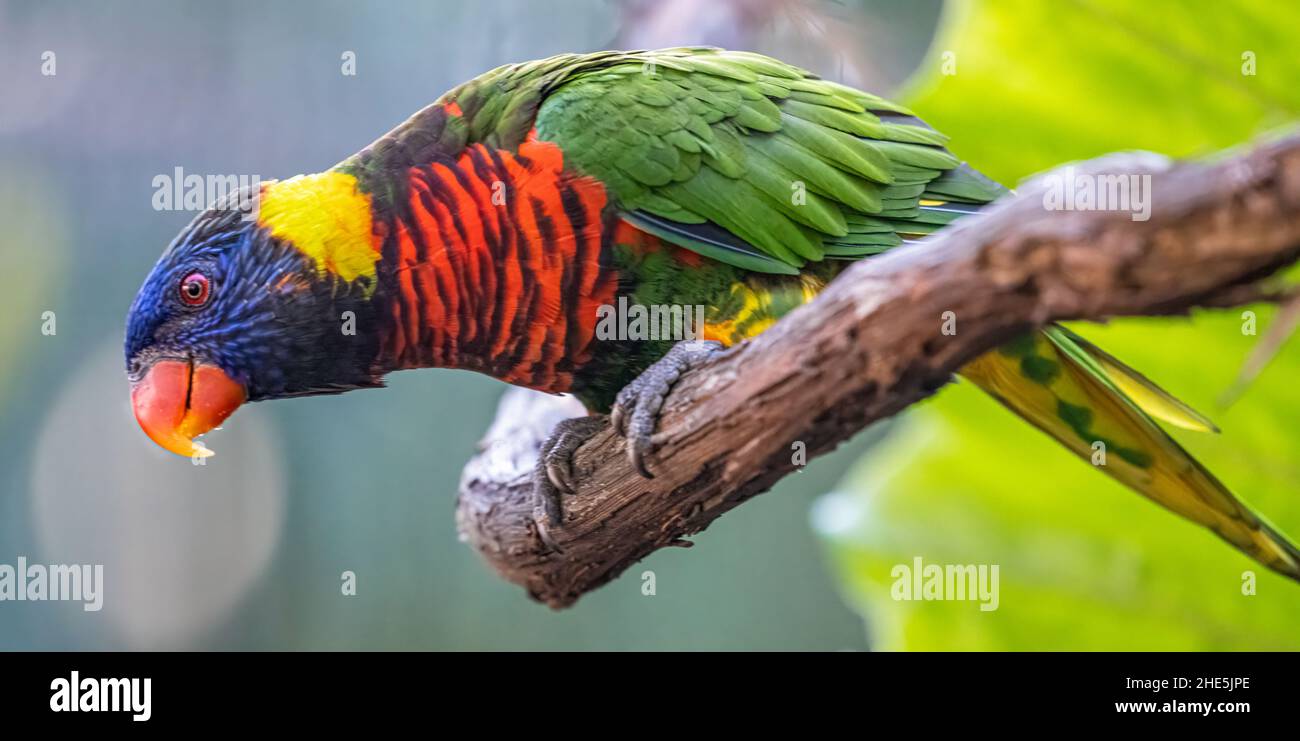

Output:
xmin=259 ymin=368 xmax=290 ymax=396
xmin=194 ymin=303 xmax=289 ymax=395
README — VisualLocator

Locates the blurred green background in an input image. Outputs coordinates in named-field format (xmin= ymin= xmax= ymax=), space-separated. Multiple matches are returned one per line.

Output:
xmin=0 ymin=0 xmax=1296 ymax=650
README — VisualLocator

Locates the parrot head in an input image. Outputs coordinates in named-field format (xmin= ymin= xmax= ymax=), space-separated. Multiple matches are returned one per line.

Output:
xmin=124 ymin=184 xmax=381 ymax=458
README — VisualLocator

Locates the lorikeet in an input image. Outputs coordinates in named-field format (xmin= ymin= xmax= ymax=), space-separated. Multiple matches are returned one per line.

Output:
xmin=125 ymin=48 xmax=1300 ymax=582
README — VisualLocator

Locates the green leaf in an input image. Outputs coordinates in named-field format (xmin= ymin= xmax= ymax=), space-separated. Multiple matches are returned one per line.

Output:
xmin=900 ymin=0 xmax=1300 ymax=184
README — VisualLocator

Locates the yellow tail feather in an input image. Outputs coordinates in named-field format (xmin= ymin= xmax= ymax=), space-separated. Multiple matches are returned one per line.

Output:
xmin=959 ymin=328 xmax=1300 ymax=582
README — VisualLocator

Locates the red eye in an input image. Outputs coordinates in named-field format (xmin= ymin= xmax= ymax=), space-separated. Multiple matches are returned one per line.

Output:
xmin=179 ymin=272 xmax=210 ymax=306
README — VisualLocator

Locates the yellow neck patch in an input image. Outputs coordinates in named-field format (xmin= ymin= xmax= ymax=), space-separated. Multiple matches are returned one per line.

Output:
xmin=258 ymin=171 xmax=378 ymax=283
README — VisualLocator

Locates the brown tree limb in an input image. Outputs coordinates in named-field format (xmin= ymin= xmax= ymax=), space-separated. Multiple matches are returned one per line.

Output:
xmin=456 ymin=132 xmax=1300 ymax=609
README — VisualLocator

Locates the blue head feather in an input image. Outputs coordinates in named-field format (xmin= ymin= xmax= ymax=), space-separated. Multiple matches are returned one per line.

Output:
xmin=125 ymin=199 xmax=382 ymax=401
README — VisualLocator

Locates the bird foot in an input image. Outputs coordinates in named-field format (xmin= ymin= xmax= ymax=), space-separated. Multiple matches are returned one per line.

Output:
xmin=531 ymin=415 xmax=606 ymax=549
xmin=529 ymin=340 xmax=723 ymax=549
xmin=610 ymin=340 xmax=724 ymax=479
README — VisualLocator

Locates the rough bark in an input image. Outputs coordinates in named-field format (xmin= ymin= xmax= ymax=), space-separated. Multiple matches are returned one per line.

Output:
xmin=457 ymin=133 xmax=1300 ymax=608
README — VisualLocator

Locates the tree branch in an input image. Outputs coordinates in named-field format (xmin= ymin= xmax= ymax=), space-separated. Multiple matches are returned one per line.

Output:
xmin=456 ymin=132 xmax=1300 ymax=608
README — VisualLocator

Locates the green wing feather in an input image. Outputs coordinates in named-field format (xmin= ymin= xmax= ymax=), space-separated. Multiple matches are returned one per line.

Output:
xmin=521 ymin=48 xmax=1006 ymax=273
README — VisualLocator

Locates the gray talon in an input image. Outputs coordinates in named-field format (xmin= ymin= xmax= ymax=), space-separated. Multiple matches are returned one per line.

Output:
xmin=545 ymin=457 xmax=571 ymax=496
xmin=610 ymin=404 xmax=627 ymax=437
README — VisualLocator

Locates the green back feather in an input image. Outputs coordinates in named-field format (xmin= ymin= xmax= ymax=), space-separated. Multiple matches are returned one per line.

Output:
xmin=515 ymin=48 xmax=1009 ymax=273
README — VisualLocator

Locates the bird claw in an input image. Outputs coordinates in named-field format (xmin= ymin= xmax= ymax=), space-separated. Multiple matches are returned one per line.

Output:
xmin=531 ymin=415 xmax=607 ymax=549
xmin=610 ymin=340 xmax=723 ymax=479
xmin=529 ymin=340 xmax=722 ymax=547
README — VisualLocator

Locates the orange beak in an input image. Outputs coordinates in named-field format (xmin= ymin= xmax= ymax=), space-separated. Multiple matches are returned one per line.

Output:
xmin=130 ymin=360 xmax=246 ymax=458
